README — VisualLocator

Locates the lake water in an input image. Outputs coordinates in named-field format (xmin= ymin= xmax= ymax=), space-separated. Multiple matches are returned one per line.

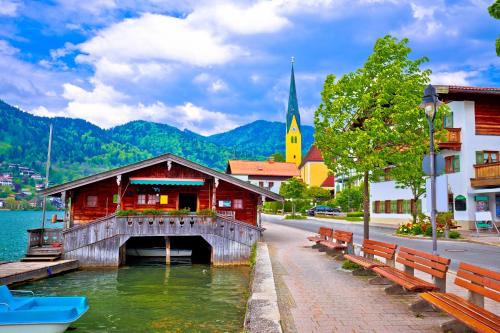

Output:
xmin=0 ymin=210 xmax=64 ymax=261
xmin=1 ymin=211 xmax=250 ymax=332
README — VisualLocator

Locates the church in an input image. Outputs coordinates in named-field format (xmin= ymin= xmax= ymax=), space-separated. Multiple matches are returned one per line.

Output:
xmin=227 ymin=59 xmax=335 ymax=195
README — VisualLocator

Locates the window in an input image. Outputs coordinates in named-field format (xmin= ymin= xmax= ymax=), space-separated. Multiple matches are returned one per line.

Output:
xmin=234 ymin=199 xmax=243 ymax=209
xmin=373 ymin=201 xmax=380 ymax=213
xmin=397 ymin=200 xmax=403 ymax=214
xmin=455 ymin=195 xmax=466 ymax=211
xmin=218 ymin=200 xmax=231 ymax=208
xmin=444 ymin=112 xmax=453 ymax=128
xmin=383 ymin=168 xmax=393 ymax=181
xmin=391 ymin=200 xmax=397 ymax=214
xmin=86 ymin=195 xmax=98 ymax=207
xmin=384 ymin=200 xmax=391 ymax=213
xmin=476 ymin=151 xmax=499 ymax=164
xmin=147 ymin=194 xmax=158 ymax=205
xmin=268 ymin=182 xmax=274 ymax=189
xmin=137 ymin=194 xmax=146 ymax=205
xmin=445 ymin=155 xmax=460 ymax=173
xmin=258 ymin=181 xmax=264 ymax=188
xmin=160 ymin=195 xmax=168 ymax=205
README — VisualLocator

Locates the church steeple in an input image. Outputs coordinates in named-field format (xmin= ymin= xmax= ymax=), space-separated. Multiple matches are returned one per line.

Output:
xmin=285 ymin=57 xmax=302 ymax=166
xmin=286 ymin=57 xmax=301 ymax=132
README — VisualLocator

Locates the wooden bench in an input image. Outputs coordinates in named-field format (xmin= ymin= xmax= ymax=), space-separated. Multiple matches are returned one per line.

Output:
xmin=318 ymin=230 xmax=353 ymax=257
xmin=419 ymin=262 xmax=500 ymax=333
xmin=307 ymin=227 xmax=333 ymax=244
xmin=371 ymin=246 xmax=450 ymax=294
xmin=344 ymin=239 xmax=397 ymax=273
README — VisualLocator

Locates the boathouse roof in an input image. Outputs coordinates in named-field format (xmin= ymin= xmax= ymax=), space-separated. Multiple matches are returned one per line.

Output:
xmin=40 ymin=153 xmax=283 ymax=201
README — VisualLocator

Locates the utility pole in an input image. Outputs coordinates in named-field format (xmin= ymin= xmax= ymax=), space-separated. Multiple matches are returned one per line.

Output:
xmin=40 ymin=124 xmax=53 ymax=236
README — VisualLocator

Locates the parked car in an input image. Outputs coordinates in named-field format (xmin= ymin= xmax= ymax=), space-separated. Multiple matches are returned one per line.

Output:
xmin=306 ymin=205 xmax=341 ymax=216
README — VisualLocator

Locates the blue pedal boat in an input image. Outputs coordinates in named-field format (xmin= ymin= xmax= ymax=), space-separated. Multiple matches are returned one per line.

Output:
xmin=0 ymin=285 xmax=89 ymax=333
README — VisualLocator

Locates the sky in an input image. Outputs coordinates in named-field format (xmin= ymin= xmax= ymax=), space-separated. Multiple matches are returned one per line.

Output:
xmin=0 ymin=0 xmax=498 ymax=135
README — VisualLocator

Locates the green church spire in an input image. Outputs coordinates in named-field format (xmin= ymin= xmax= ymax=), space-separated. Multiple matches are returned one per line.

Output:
xmin=286 ymin=57 xmax=300 ymax=132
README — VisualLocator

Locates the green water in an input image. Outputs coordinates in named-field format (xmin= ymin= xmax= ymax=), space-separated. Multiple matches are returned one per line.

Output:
xmin=18 ymin=264 xmax=250 ymax=332
xmin=2 ymin=212 xmax=250 ymax=332
xmin=0 ymin=210 xmax=64 ymax=261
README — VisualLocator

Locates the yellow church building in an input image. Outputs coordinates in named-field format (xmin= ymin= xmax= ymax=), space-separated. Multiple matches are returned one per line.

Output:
xmin=284 ymin=59 xmax=334 ymax=194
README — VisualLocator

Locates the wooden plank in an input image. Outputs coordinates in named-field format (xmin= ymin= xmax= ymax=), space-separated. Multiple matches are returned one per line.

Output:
xmin=399 ymin=246 xmax=450 ymax=265
xmin=0 ymin=260 xmax=79 ymax=285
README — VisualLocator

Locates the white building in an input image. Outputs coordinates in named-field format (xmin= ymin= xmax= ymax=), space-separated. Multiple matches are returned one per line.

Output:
xmin=226 ymin=159 xmax=299 ymax=193
xmin=370 ymin=85 xmax=500 ymax=229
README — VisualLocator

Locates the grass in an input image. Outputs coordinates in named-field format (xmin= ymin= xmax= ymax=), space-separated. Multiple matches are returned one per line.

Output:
xmin=341 ymin=260 xmax=361 ymax=270
xmin=284 ymin=214 xmax=306 ymax=220
xmin=249 ymin=242 xmax=257 ymax=268
xmin=314 ymin=215 xmax=363 ymax=222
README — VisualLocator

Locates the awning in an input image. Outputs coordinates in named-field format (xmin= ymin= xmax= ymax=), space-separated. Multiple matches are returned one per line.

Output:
xmin=468 ymin=187 xmax=500 ymax=195
xmin=129 ymin=177 xmax=205 ymax=186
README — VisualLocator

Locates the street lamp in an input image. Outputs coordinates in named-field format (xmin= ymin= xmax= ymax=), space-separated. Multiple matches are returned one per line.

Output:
xmin=420 ymin=84 xmax=443 ymax=255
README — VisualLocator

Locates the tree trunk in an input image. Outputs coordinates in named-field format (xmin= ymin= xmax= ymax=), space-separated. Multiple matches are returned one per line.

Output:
xmin=412 ymin=195 xmax=418 ymax=224
xmin=363 ymin=171 xmax=370 ymax=240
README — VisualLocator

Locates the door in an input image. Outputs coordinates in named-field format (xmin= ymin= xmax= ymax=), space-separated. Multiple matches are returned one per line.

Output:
xmin=178 ymin=193 xmax=197 ymax=212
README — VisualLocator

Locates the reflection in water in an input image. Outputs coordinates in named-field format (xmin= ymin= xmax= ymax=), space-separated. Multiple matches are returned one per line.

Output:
xmin=16 ymin=263 xmax=250 ymax=333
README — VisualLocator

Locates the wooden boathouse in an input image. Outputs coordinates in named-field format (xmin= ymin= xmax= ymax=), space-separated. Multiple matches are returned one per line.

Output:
xmin=31 ymin=154 xmax=282 ymax=267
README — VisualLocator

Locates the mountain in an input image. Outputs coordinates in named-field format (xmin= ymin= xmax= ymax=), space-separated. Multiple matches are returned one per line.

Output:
xmin=0 ymin=100 xmax=315 ymax=184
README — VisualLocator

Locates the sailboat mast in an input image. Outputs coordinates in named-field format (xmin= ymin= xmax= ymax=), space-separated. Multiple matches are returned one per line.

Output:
xmin=41 ymin=124 xmax=53 ymax=230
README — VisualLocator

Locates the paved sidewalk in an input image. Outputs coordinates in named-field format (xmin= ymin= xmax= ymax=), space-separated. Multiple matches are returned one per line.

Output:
xmin=264 ymin=222 xmax=499 ymax=333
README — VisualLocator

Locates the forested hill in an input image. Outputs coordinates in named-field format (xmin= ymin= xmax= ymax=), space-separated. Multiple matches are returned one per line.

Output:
xmin=0 ymin=100 xmax=314 ymax=184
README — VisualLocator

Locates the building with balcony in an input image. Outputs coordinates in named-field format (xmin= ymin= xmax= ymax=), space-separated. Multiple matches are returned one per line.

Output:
xmin=370 ymin=85 xmax=500 ymax=229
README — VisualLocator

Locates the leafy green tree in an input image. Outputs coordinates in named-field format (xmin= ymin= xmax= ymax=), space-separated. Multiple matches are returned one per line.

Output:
xmin=489 ymin=0 xmax=500 ymax=56
xmin=270 ymin=152 xmax=285 ymax=162
xmin=280 ymin=177 xmax=307 ymax=217
xmin=332 ymin=185 xmax=363 ymax=212
xmin=315 ymin=35 xmax=433 ymax=240
xmin=307 ymin=186 xmax=331 ymax=205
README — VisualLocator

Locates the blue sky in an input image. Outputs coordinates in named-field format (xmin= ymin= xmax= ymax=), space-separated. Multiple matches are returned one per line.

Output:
xmin=0 ymin=0 xmax=498 ymax=135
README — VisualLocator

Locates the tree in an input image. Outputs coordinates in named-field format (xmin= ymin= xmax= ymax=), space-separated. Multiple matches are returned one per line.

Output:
xmin=270 ymin=152 xmax=285 ymax=162
xmin=489 ymin=0 xmax=500 ymax=56
xmin=307 ymin=186 xmax=331 ymax=205
xmin=332 ymin=185 xmax=363 ymax=212
xmin=280 ymin=177 xmax=307 ymax=217
xmin=315 ymin=35 xmax=436 ymax=240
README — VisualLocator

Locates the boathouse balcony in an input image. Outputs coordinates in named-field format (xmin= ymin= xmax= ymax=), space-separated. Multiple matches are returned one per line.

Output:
xmin=438 ymin=128 xmax=461 ymax=151
xmin=471 ymin=162 xmax=500 ymax=187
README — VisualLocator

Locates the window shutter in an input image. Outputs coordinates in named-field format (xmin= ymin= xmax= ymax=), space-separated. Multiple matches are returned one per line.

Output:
xmin=476 ymin=151 xmax=484 ymax=165
xmin=444 ymin=112 xmax=453 ymax=128
xmin=453 ymin=155 xmax=460 ymax=172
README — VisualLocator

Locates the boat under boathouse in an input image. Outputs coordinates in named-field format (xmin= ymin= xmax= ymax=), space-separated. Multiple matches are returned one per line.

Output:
xmin=31 ymin=154 xmax=283 ymax=267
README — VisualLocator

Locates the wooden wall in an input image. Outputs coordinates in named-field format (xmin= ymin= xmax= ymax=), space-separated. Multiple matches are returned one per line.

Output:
xmin=474 ymin=95 xmax=500 ymax=135
xmin=69 ymin=162 xmax=258 ymax=226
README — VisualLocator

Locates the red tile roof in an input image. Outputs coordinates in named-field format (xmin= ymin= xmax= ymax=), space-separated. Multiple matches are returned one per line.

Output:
xmin=321 ymin=175 xmax=335 ymax=188
xmin=437 ymin=85 xmax=500 ymax=95
xmin=227 ymin=160 xmax=299 ymax=177
xmin=299 ymin=145 xmax=323 ymax=168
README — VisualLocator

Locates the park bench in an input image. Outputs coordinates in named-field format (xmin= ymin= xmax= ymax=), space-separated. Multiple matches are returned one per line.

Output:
xmin=419 ymin=262 xmax=500 ymax=333
xmin=318 ymin=230 xmax=353 ymax=257
xmin=371 ymin=246 xmax=451 ymax=295
xmin=307 ymin=227 xmax=333 ymax=244
xmin=344 ymin=239 xmax=397 ymax=275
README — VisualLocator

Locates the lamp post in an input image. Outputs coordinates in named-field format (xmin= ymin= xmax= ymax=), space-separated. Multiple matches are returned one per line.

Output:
xmin=420 ymin=84 xmax=442 ymax=255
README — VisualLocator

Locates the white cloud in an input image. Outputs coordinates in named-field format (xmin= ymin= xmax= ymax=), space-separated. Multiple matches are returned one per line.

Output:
xmin=193 ymin=73 xmax=229 ymax=93
xmin=430 ymin=70 xmax=479 ymax=86
xmin=47 ymin=80 xmax=245 ymax=134
xmin=0 ymin=40 xmax=19 ymax=55
xmin=0 ymin=0 xmax=20 ymax=16
xmin=56 ymin=0 xmax=116 ymax=14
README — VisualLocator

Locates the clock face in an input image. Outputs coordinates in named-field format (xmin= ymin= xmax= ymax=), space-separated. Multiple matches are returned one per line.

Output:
xmin=292 ymin=127 xmax=296 ymax=132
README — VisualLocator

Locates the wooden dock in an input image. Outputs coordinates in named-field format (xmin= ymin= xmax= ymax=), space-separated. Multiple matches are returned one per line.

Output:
xmin=0 ymin=260 xmax=79 ymax=286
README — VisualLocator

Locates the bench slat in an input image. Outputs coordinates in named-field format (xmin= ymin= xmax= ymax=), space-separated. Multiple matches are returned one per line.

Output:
xmin=459 ymin=262 xmax=500 ymax=283
xmin=344 ymin=254 xmax=386 ymax=269
xmin=399 ymin=246 xmax=450 ymax=265
xmin=364 ymin=247 xmax=394 ymax=259
xmin=446 ymin=293 xmax=500 ymax=325
xmin=456 ymin=278 xmax=500 ymax=303
xmin=420 ymin=292 xmax=500 ymax=333
xmin=456 ymin=270 xmax=500 ymax=295
xmin=397 ymin=255 xmax=448 ymax=279
xmin=373 ymin=266 xmax=437 ymax=291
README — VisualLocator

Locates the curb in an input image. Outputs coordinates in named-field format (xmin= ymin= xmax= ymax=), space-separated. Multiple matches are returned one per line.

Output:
xmin=393 ymin=233 xmax=500 ymax=247
xmin=244 ymin=242 xmax=282 ymax=333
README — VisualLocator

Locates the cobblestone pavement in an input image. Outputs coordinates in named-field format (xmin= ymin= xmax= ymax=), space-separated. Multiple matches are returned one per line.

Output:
xmin=264 ymin=221 xmax=499 ymax=333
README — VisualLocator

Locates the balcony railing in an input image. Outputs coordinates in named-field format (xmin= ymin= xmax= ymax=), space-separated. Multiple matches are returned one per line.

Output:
xmin=471 ymin=162 xmax=500 ymax=187
xmin=27 ymin=228 xmax=63 ymax=248
xmin=438 ymin=128 xmax=461 ymax=151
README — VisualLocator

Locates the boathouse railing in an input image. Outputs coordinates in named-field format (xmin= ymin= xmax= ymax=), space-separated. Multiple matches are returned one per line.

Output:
xmin=62 ymin=213 xmax=263 ymax=253
xmin=27 ymin=228 xmax=63 ymax=247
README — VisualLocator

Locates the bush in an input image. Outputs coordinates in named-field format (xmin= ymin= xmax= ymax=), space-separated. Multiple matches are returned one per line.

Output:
xmin=116 ymin=209 xmax=140 ymax=216
xmin=196 ymin=209 xmax=216 ymax=217
xmin=411 ymin=224 xmax=423 ymax=235
xmin=341 ymin=260 xmax=361 ymax=270
xmin=142 ymin=209 xmax=163 ymax=215
xmin=449 ymin=230 xmax=461 ymax=239
xmin=169 ymin=209 xmax=191 ymax=215
xmin=346 ymin=211 xmax=363 ymax=217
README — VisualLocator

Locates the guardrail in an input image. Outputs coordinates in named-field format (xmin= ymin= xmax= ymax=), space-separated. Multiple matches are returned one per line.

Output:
xmin=27 ymin=228 xmax=63 ymax=248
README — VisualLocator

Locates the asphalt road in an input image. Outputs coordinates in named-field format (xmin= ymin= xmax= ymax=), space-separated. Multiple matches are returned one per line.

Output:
xmin=262 ymin=214 xmax=500 ymax=271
